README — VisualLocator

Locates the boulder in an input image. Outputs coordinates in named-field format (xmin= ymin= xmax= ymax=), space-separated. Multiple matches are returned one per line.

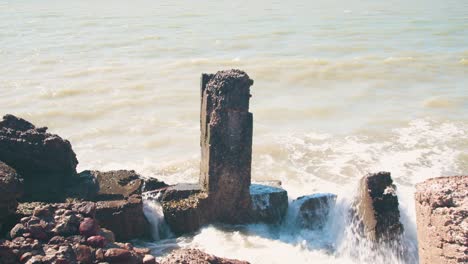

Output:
xmin=415 ymin=176 xmax=467 ymax=264
xmin=292 ymin=193 xmax=336 ymax=229
xmin=249 ymin=184 xmax=288 ymax=224
xmin=355 ymin=172 xmax=403 ymax=242
xmin=95 ymin=195 xmax=150 ymax=241
xmin=0 ymin=114 xmax=78 ymax=202
xmin=0 ymin=162 xmax=23 ymax=236
xmin=160 ymin=248 xmax=250 ymax=264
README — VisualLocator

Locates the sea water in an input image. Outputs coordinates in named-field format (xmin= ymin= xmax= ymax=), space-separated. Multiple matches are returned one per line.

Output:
xmin=1 ymin=0 xmax=467 ymax=263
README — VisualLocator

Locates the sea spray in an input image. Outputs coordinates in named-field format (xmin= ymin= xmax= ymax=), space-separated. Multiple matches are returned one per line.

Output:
xmin=142 ymin=191 xmax=172 ymax=241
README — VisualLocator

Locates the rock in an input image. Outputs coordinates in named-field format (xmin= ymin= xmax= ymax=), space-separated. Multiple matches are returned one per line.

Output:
xmin=161 ymin=192 xmax=212 ymax=235
xmin=0 ymin=162 xmax=23 ymax=235
xmin=66 ymin=171 xmax=100 ymax=201
xmin=74 ymin=244 xmax=93 ymax=263
xmin=97 ymin=228 xmax=115 ymax=243
xmin=79 ymin=218 xmax=99 ymax=237
xmin=141 ymin=178 xmax=168 ymax=193
xmin=86 ymin=235 xmax=107 ymax=248
xmin=0 ymin=114 xmax=78 ymax=202
xmin=159 ymin=183 xmax=202 ymax=202
xmin=415 ymin=176 xmax=468 ymax=264
xmin=10 ymin=223 xmax=27 ymax=239
xmin=249 ymin=184 xmax=288 ymax=224
xmin=92 ymin=170 xmax=144 ymax=200
xmin=160 ymin=248 xmax=250 ymax=264
xmin=95 ymin=195 xmax=150 ymax=241
xmin=104 ymin=248 xmax=137 ymax=263
xmin=142 ymin=254 xmax=156 ymax=264
xmin=292 ymin=193 xmax=336 ymax=229
xmin=199 ymin=70 xmax=254 ymax=223
xmin=355 ymin=172 xmax=403 ymax=242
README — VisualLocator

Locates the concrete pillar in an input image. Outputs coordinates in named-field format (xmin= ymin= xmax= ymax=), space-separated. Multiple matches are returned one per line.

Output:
xmin=415 ymin=176 xmax=467 ymax=264
xmin=356 ymin=172 xmax=403 ymax=242
xmin=199 ymin=69 xmax=254 ymax=222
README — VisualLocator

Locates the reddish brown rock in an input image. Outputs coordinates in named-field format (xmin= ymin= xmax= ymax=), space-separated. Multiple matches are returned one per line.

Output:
xmin=74 ymin=244 xmax=93 ymax=263
xmin=160 ymin=248 xmax=249 ymax=264
xmin=355 ymin=172 xmax=403 ymax=242
xmin=415 ymin=176 xmax=468 ymax=264
xmin=95 ymin=195 xmax=150 ymax=241
xmin=104 ymin=248 xmax=135 ymax=263
xmin=0 ymin=114 xmax=78 ymax=202
xmin=86 ymin=235 xmax=107 ymax=248
xmin=79 ymin=218 xmax=98 ymax=237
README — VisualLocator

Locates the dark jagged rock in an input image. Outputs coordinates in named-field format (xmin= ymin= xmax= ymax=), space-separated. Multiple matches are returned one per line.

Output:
xmin=95 ymin=195 xmax=150 ymax=241
xmin=249 ymin=184 xmax=288 ymax=224
xmin=292 ymin=193 xmax=336 ymax=229
xmin=415 ymin=176 xmax=468 ymax=264
xmin=0 ymin=162 xmax=23 ymax=236
xmin=200 ymin=70 xmax=254 ymax=223
xmin=355 ymin=172 xmax=403 ymax=242
xmin=160 ymin=248 xmax=250 ymax=264
xmin=0 ymin=114 xmax=78 ymax=202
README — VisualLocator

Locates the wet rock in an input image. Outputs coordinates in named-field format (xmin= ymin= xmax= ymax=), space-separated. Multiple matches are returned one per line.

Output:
xmin=79 ymin=218 xmax=99 ymax=237
xmin=293 ymin=193 xmax=337 ymax=229
xmin=160 ymin=248 xmax=250 ymax=264
xmin=355 ymin=172 xmax=403 ymax=242
xmin=249 ymin=184 xmax=288 ymax=224
xmin=159 ymin=183 xmax=202 ymax=202
xmin=161 ymin=192 xmax=212 ymax=235
xmin=200 ymin=70 xmax=254 ymax=223
xmin=0 ymin=114 xmax=78 ymax=202
xmin=141 ymin=178 xmax=168 ymax=193
xmin=95 ymin=195 xmax=150 ymax=241
xmin=415 ymin=176 xmax=468 ymax=264
xmin=0 ymin=162 xmax=23 ymax=235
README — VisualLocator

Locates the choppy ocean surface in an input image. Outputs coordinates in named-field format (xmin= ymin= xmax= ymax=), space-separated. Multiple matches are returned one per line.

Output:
xmin=1 ymin=0 xmax=467 ymax=263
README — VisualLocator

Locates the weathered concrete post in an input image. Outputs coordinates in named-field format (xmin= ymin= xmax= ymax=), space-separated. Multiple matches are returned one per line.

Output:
xmin=356 ymin=172 xmax=403 ymax=242
xmin=200 ymin=69 xmax=254 ymax=222
xmin=415 ymin=176 xmax=467 ymax=264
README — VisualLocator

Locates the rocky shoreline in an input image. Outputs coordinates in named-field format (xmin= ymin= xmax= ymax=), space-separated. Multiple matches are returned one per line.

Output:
xmin=1 ymin=69 xmax=466 ymax=264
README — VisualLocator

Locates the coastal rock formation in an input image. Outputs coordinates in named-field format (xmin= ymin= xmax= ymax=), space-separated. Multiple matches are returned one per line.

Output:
xmin=355 ymin=172 xmax=403 ymax=242
xmin=415 ymin=176 xmax=467 ymax=264
xmin=0 ymin=202 xmax=153 ymax=264
xmin=200 ymin=70 xmax=254 ymax=223
xmin=0 ymin=162 xmax=23 ymax=236
xmin=249 ymin=184 xmax=288 ymax=224
xmin=0 ymin=114 xmax=78 ymax=202
xmin=95 ymin=195 xmax=150 ymax=241
xmin=159 ymin=248 xmax=250 ymax=264
xmin=293 ymin=193 xmax=337 ymax=229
